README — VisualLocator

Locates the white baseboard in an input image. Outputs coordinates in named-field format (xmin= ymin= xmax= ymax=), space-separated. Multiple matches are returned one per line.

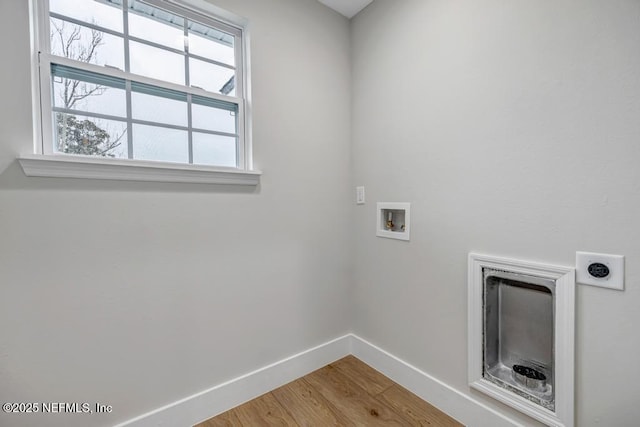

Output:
xmin=350 ymin=335 xmax=523 ymax=427
xmin=116 ymin=333 xmax=522 ymax=427
xmin=114 ymin=334 xmax=352 ymax=427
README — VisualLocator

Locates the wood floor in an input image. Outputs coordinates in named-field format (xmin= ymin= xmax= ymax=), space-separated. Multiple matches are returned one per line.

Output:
xmin=195 ymin=355 xmax=464 ymax=426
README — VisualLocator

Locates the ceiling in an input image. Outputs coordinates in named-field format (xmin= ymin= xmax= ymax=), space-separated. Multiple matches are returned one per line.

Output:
xmin=317 ymin=0 xmax=373 ymax=19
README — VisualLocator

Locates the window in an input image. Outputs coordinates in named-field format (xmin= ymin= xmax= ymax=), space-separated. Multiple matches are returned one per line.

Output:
xmin=28 ymin=0 xmax=256 ymax=181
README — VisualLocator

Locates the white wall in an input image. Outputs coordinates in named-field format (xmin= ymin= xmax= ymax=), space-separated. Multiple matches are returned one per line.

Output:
xmin=0 ymin=0 xmax=352 ymax=426
xmin=351 ymin=1 xmax=640 ymax=426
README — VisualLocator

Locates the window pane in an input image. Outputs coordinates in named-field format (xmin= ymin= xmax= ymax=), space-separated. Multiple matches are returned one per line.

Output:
xmin=55 ymin=112 xmax=127 ymax=158
xmin=52 ymin=72 xmax=126 ymax=118
xmin=50 ymin=18 xmax=125 ymax=70
xmin=45 ymin=0 xmax=246 ymax=168
xmin=128 ymin=3 xmax=185 ymax=51
xmin=188 ymin=28 xmax=234 ymax=66
xmin=192 ymin=102 xmax=236 ymax=134
xmin=189 ymin=58 xmax=235 ymax=95
xmin=132 ymin=91 xmax=187 ymax=127
xmin=192 ymin=132 xmax=236 ymax=167
xmin=50 ymin=0 xmax=123 ymax=33
xmin=130 ymin=41 xmax=185 ymax=86
xmin=132 ymin=124 xmax=188 ymax=163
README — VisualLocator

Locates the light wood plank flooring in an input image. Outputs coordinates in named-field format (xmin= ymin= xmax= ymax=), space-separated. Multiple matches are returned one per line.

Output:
xmin=195 ymin=355 xmax=464 ymax=426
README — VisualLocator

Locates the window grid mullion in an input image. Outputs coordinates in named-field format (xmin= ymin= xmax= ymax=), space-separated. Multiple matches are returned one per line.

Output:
xmin=188 ymin=52 xmax=235 ymax=71
xmin=125 ymin=80 xmax=134 ymax=159
xmin=123 ymin=0 xmax=131 ymax=74
xmin=49 ymin=12 xmax=124 ymax=38
xmin=52 ymin=106 xmax=238 ymax=138
xmin=185 ymin=20 xmax=194 ymax=164
xmin=187 ymin=94 xmax=194 ymax=164
xmin=123 ymin=0 xmax=133 ymax=159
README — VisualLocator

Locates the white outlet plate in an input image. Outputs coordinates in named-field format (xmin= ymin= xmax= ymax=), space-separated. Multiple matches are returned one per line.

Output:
xmin=575 ymin=251 xmax=624 ymax=290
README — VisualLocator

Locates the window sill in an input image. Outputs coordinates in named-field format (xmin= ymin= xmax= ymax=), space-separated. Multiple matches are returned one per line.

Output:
xmin=17 ymin=155 xmax=261 ymax=185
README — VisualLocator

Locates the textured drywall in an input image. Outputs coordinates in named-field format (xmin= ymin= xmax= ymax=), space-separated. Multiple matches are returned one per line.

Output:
xmin=0 ymin=0 xmax=352 ymax=426
xmin=350 ymin=1 xmax=640 ymax=425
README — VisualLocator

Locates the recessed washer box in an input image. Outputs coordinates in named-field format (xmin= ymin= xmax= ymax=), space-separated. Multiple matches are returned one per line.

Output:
xmin=376 ymin=202 xmax=410 ymax=241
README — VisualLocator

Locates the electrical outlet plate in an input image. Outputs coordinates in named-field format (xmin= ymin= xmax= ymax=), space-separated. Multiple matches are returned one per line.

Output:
xmin=575 ymin=251 xmax=624 ymax=290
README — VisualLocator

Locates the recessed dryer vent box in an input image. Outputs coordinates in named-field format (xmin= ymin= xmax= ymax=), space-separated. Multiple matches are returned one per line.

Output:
xmin=376 ymin=202 xmax=410 ymax=241
xmin=468 ymin=253 xmax=575 ymax=427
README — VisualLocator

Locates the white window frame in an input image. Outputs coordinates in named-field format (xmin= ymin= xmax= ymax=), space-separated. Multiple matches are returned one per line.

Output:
xmin=21 ymin=0 xmax=259 ymax=185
